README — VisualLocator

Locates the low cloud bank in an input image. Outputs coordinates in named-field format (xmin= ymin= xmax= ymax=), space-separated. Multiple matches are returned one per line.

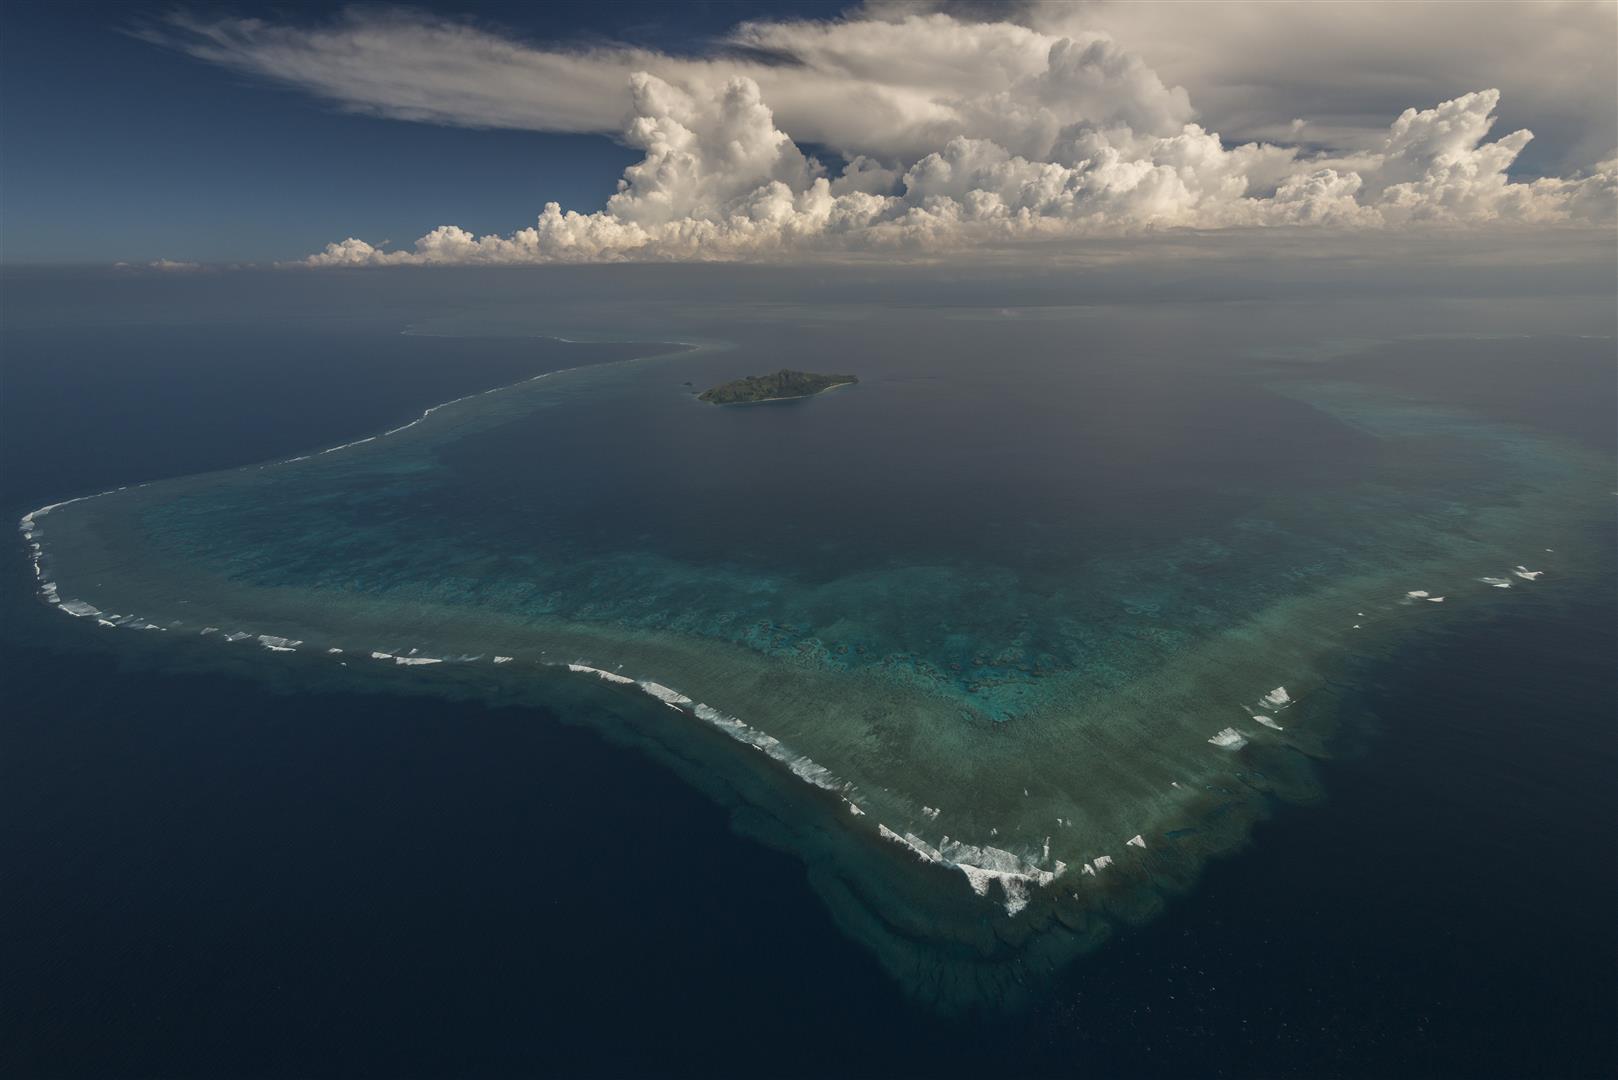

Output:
xmin=305 ymin=80 xmax=1615 ymax=266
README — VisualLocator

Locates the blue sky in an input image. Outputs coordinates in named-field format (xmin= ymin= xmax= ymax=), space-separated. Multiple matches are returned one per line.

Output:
xmin=2 ymin=2 xmax=1611 ymax=266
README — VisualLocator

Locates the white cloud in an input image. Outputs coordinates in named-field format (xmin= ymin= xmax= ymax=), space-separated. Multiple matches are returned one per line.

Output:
xmin=1022 ymin=0 xmax=1618 ymax=172
xmin=152 ymin=8 xmax=1614 ymax=266
xmin=153 ymin=5 xmax=1617 ymax=167
xmin=606 ymin=74 xmax=818 ymax=226
xmin=304 ymin=79 xmax=1615 ymax=265
xmin=150 ymin=11 xmax=1197 ymax=164
xmin=151 ymin=10 xmax=650 ymax=133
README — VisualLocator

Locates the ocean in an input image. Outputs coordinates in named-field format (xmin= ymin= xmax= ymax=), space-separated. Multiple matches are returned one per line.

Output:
xmin=2 ymin=264 xmax=1613 ymax=1077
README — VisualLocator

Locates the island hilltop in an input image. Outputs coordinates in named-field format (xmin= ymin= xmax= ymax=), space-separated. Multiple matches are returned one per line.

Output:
xmin=698 ymin=369 xmax=858 ymax=405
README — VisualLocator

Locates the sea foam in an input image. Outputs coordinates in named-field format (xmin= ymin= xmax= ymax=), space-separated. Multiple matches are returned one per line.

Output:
xmin=566 ymin=662 xmax=635 ymax=685
xmin=877 ymin=827 xmax=1066 ymax=915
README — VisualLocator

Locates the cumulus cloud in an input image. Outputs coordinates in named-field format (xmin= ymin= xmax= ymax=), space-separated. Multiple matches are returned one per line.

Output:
xmin=303 ymin=77 xmax=1616 ymax=266
xmin=147 ymin=7 xmax=1616 ymax=265
xmin=1023 ymin=0 xmax=1618 ymax=173
xmin=149 ymin=10 xmax=1198 ymax=162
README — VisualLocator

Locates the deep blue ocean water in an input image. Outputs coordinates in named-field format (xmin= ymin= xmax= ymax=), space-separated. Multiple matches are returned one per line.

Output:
xmin=2 ymin=267 xmax=1614 ymax=1077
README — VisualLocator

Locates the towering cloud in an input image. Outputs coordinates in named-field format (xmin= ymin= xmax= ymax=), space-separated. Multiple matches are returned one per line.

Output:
xmin=150 ymin=8 xmax=1616 ymax=265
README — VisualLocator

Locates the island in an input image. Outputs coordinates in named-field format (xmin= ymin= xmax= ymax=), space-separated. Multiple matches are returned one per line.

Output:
xmin=698 ymin=369 xmax=858 ymax=404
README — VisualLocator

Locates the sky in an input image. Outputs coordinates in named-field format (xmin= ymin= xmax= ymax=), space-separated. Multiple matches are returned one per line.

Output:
xmin=1 ymin=0 xmax=1613 ymax=266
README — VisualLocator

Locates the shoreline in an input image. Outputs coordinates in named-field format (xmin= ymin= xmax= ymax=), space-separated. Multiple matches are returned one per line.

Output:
xmin=707 ymin=380 xmax=856 ymax=406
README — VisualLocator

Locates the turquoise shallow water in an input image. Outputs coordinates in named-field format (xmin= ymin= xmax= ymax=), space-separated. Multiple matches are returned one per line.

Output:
xmin=21 ymin=304 xmax=1613 ymax=1006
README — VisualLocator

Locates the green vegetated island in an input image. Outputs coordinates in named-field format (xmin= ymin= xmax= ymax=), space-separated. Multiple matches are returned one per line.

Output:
xmin=698 ymin=369 xmax=858 ymax=404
